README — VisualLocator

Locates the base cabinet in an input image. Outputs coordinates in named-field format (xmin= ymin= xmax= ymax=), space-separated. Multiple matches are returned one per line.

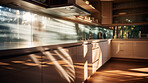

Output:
xmin=0 ymin=53 xmax=42 ymax=83
xmin=112 ymin=40 xmax=148 ymax=59
xmin=100 ymin=40 xmax=111 ymax=65
xmin=0 ymin=40 xmax=111 ymax=83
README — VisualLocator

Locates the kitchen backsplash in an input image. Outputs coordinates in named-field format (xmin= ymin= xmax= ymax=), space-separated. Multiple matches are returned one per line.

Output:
xmin=0 ymin=5 xmax=113 ymax=50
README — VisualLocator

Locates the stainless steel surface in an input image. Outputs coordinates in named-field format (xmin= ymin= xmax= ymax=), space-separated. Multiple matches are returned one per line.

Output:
xmin=0 ymin=0 xmax=91 ymax=17
xmin=45 ymin=5 xmax=91 ymax=17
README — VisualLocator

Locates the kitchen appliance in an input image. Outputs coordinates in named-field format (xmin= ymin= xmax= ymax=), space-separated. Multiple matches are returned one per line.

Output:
xmin=43 ymin=0 xmax=91 ymax=16
xmin=0 ymin=0 xmax=91 ymax=17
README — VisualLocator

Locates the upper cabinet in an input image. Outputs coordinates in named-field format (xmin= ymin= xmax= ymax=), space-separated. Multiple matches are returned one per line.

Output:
xmin=101 ymin=1 xmax=113 ymax=25
xmin=49 ymin=0 xmax=74 ymax=6
xmin=23 ymin=0 xmax=50 ymax=7
xmin=0 ymin=0 xmax=101 ymax=26
xmin=113 ymin=0 xmax=148 ymax=24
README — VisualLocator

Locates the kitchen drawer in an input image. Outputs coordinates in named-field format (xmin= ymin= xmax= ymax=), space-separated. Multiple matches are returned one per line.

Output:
xmin=92 ymin=43 xmax=99 ymax=50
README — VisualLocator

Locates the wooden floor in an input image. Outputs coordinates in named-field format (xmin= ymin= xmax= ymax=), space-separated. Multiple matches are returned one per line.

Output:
xmin=86 ymin=58 xmax=148 ymax=83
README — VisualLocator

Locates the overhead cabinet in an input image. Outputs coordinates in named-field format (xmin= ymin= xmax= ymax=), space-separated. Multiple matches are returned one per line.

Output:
xmin=101 ymin=1 xmax=113 ymax=24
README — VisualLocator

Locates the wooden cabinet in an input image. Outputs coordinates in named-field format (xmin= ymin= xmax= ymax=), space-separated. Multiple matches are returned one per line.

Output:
xmin=99 ymin=40 xmax=111 ymax=65
xmin=92 ymin=43 xmax=100 ymax=63
xmin=112 ymin=41 xmax=133 ymax=58
xmin=101 ymin=1 xmax=113 ymax=24
xmin=91 ymin=42 xmax=101 ymax=74
xmin=133 ymin=41 xmax=148 ymax=59
xmin=75 ymin=44 xmax=92 ymax=83
xmin=91 ymin=40 xmax=111 ymax=74
xmin=42 ymin=48 xmax=76 ymax=83
xmin=113 ymin=0 xmax=148 ymax=24
xmin=0 ymin=40 xmax=112 ymax=83
xmin=0 ymin=53 xmax=42 ymax=83
xmin=112 ymin=40 xmax=148 ymax=59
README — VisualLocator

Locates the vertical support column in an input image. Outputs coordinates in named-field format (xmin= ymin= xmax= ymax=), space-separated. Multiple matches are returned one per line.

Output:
xmin=113 ymin=26 xmax=117 ymax=39
xmin=116 ymin=26 xmax=118 ymax=38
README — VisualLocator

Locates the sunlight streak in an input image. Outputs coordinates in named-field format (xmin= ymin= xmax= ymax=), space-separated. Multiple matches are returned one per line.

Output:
xmin=37 ymin=46 xmax=75 ymax=83
xmin=43 ymin=51 xmax=72 ymax=82
xmin=54 ymin=50 xmax=75 ymax=80
xmin=84 ymin=61 xmax=88 ymax=80
xmin=129 ymin=68 xmax=148 ymax=72
xmin=105 ymin=70 xmax=148 ymax=76
xmin=0 ymin=62 xmax=10 ymax=65
xmin=83 ymin=44 xmax=88 ymax=58
xmin=12 ymin=61 xmax=25 ymax=63
xmin=57 ymin=47 xmax=73 ymax=64
xmin=98 ymin=45 xmax=102 ymax=68
xmin=29 ymin=54 xmax=41 ymax=68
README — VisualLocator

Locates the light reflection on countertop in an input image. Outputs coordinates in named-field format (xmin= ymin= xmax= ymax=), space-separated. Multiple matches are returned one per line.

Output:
xmin=112 ymin=39 xmax=148 ymax=41
xmin=0 ymin=39 xmax=111 ymax=50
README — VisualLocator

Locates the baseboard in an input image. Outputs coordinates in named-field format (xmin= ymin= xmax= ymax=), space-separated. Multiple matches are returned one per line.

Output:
xmin=111 ymin=57 xmax=148 ymax=62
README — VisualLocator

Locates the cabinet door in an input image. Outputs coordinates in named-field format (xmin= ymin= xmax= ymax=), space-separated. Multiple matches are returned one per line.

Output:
xmin=120 ymin=42 xmax=133 ymax=57
xmin=42 ymin=48 xmax=76 ymax=83
xmin=112 ymin=41 xmax=133 ymax=58
xmin=133 ymin=41 xmax=148 ymax=59
xmin=92 ymin=43 xmax=100 ymax=63
xmin=75 ymin=44 xmax=91 ymax=83
xmin=92 ymin=60 xmax=100 ymax=74
xmin=99 ymin=41 xmax=111 ymax=65
xmin=101 ymin=1 xmax=112 ymax=24
xmin=112 ymin=41 xmax=120 ymax=57
xmin=0 ymin=53 xmax=42 ymax=83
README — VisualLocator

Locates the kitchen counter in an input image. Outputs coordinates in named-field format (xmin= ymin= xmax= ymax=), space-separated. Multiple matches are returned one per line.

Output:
xmin=112 ymin=39 xmax=148 ymax=41
xmin=0 ymin=39 xmax=111 ymax=83
xmin=0 ymin=39 xmax=110 ymax=50
xmin=0 ymin=39 xmax=111 ymax=58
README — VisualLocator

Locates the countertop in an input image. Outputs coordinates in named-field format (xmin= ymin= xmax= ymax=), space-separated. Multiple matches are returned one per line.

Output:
xmin=112 ymin=39 xmax=148 ymax=41
xmin=0 ymin=39 xmax=111 ymax=59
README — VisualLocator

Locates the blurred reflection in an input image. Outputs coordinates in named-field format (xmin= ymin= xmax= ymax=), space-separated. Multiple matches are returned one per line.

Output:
xmin=0 ymin=5 xmax=113 ymax=50
xmin=129 ymin=68 xmax=148 ymax=72
xmin=0 ymin=62 xmax=10 ymax=65
xmin=105 ymin=70 xmax=148 ymax=76
xmin=29 ymin=54 xmax=42 ymax=68
xmin=38 ymin=47 xmax=75 ymax=83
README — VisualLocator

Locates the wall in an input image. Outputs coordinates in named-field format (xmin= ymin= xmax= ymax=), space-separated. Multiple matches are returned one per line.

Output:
xmin=0 ymin=5 xmax=113 ymax=50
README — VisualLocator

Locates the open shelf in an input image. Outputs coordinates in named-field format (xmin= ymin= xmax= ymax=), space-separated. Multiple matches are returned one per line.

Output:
xmin=102 ymin=22 xmax=148 ymax=26
xmin=23 ymin=0 xmax=49 ymax=7
xmin=113 ymin=4 xmax=148 ymax=10
xmin=112 ymin=0 xmax=148 ymax=25
xmin=76 ymin=0 xmax=100 ymax=14
xmin=113 ymin=12 xmax=148 ymax=17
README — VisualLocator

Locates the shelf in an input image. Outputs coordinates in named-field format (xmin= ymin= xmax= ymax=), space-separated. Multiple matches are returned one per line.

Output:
xmin=113 ymin=4 xmax=148 ymax=10
xmin=76 ymin=0 xmax=100 ymax=14
xmin=102 ymin=22 xmax=148 ymax=26
xmin=113 ymin=0 xmax=140 ymax=4
xmin=113 ymin=12 xmax=148 ymax=17
xmin=23 ymin=0 xmax=49 ymax=7
xmin=63 ymin=16 xmax=101 ymax=26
